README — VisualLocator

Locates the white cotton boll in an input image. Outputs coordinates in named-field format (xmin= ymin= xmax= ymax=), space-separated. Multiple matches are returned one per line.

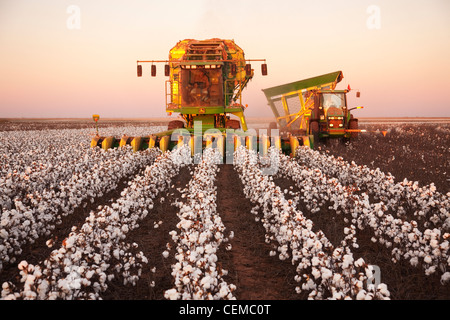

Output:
xmin=200 ymin=276 xmax=212 ymax=289
xmin=219 ymin=285 xmax=230 ymax=298
xmin=311 ymin=268 xmax=321 ymax=279
xmin=377 ymin=283 xmax=390 ymax=297
xmin=321 ymin=267 xmax=332 ymax=280
xmin=162 ymin=251 xmax=169 ymax=258
xmin=164 ymin=288 xmax=179 ymax=300
xmin=441 ymin=272 xmax=450 ymax=284
xmin=18 ymin=260 xmax=28 ymax=271
xmin=356 ymin=290 xmax=366 ymax=300
xmin=182 ymin=276 xmax=191 ymax=285
xmin=205 ymin=244 xmax=215 ymax=254
xmin=208 ymin=254 xmax=218 ymax=264
xmin=410 ymin=257 xmax=419 ymax=267
xmin=121 ymin=225 xmax=129 ymax=233
xmin=342 ymin=254 xmax=354 ymax=269
xmin=423 ymin=255 xmax=432 ymax=264
xmin=354 ymin=258 xmax=365 ymax=268
xmin=430 ymin=239 xmax=439 ymax=249
xmin=311 ymin=256 xmax=320 ymax=267
xmin=425 ymin=266 xmax=436 ymax=276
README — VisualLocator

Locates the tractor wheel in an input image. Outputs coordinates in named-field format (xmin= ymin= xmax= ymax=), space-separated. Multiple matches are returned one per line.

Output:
xmin=349 ymin=118 xmax=359 ymax=139
xmin=268 ymin=122 xmax=278 ymax=134
xmin=225 ymin=119 xmax=241 ymax=129
xmin=167 ymin=120 xmax=185 ymax=131
xmin=310 ymin=120 xmax=319 ymax=146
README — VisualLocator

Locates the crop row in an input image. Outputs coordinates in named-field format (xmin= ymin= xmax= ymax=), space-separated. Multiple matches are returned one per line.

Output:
xmin=1 ymin=146 xmax=191 ymax=299
xmin=0 ymin=126 xmax=165 ymax=213
xmin=164 ymin=148 xmax=236 ymax=300
xmin=280 ymin=147 xmax=450 ymax=283
xmin=296 ymin=147 xmax=450 ymax=232
xmin=0 ymin=126 xmax=164 ymax=271
xmin=0 ymin=147 xmax=160 ymax=271
xmin=234 ymin=146 xmax=390 ymax=300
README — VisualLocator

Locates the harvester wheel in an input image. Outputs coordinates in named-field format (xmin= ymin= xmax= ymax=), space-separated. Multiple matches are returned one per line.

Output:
xmin=168 ymin=120 xmax=185 ymax=131
xmin=349 ymin=118 xmax=359 ymax=139
xmin=225 ymin=119 xmax=240 ymax=129
xmin=269 ymin=122 xmax=278 ymax=134
xmin=310 ymin=120 xmax=319 ymax=146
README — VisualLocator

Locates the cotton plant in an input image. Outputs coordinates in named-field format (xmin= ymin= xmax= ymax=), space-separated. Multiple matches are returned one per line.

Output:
xmin=233 ymin=146 xmax=390 ymax=300
xmin=1 ymin=146 xmax=191 ymax=300
xmin=164 ymin=148 xmax=236 ymax=300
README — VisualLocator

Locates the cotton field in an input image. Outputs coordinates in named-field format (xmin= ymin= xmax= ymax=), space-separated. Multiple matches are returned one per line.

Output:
xmin=0 ymin=121 xmax=449 ymax=300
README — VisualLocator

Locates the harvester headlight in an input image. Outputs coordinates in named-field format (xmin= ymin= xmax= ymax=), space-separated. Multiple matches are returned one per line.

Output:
xmin=339 ymin=124 xmax=343 ymax=127
xmin=320 ymin=115 xmax=325 ymax=120
xmin=329 ymin=123 xmax=334 ymax=127
xmin=205 ymin=65 xmax=211 ymax=69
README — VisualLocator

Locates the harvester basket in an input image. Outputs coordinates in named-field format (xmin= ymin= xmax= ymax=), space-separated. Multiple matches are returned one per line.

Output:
xmin=262 ymin=71 xmax=343 ymax=132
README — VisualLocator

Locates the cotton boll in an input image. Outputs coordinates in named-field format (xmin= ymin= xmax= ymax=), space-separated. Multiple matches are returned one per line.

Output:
xmin=164 ymin=288 xmax=179 ymax=300
xmin=441 ymin=272 xmax=450 ymax=284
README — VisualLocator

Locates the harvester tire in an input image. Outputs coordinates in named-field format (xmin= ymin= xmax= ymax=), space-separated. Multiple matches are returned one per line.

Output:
xmin=349 ymin=118 xmax=359 ymax=139
xmin=310 ymin=120 xmax=319 ymax=145
xmin=168 ymin=120 xmax=185 ymax=131
xmin=225 ymin=119 xmax=241 ymax=129
xmin=269 ymin=122 xmax=278 ymax=134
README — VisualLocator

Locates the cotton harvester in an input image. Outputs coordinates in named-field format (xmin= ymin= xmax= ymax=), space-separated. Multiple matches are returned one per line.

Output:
xmin=262 ymin=71 xmax=367 ymax=155
xmin=91 ymin=38 xmax=271 ymax=160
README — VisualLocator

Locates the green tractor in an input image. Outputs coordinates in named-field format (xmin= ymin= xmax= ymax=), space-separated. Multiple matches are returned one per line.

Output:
xmin=262 ymin=71 xmax=364 ymax=155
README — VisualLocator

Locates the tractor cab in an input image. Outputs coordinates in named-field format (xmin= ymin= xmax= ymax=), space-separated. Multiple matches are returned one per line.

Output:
xmin=263 ymin=71 xmax=364 ymax=152
xmin=316 ymin=90 xmax=349 ymax=136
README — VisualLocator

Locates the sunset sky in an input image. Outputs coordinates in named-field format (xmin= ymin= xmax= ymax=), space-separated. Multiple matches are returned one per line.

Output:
xmin=1 ymin=0 xmax=449 ymax=119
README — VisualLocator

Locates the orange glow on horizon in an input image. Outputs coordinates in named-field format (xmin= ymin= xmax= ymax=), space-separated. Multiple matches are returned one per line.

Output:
xmin=0 ymin=0 xmax=449 ymax=119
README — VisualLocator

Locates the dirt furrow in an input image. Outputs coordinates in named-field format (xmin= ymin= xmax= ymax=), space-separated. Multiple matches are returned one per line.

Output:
xmin=99 ymin=165 xmax=193 ymax=300
xmin=216 ymin=164 xmax=300 ymax=300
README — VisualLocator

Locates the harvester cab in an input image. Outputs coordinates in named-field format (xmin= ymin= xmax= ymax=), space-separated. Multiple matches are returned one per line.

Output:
xmin=262 ymin=71 xmax=365 ymax=155
xmin=91 ymin=38 xmax=268 ymax=157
